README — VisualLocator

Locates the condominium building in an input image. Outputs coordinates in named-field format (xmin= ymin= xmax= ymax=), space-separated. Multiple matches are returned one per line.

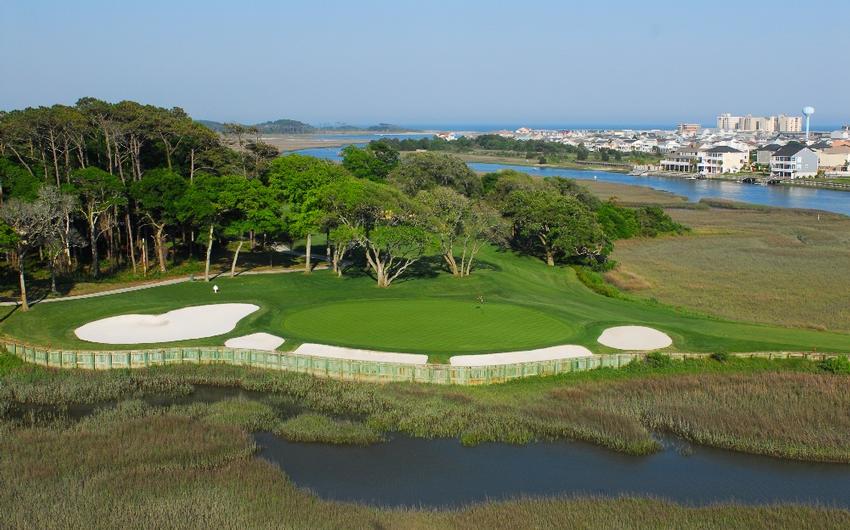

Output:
xmin=677 ymin=123 xmax=701 ymax=135
xmin=716 ymin=113 xmax=802 ymax=133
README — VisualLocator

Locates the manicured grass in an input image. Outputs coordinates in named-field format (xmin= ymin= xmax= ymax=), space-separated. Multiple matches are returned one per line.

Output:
xmin=284 ymin=299 xmax=576 ymax=353
xmin=1 ymin=244 xmax=849 ymax=361
xmin=609 ymin=205 xmax=850 ymax=332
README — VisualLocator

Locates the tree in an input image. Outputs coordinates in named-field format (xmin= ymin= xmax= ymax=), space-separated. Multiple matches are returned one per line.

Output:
xmin=131 ymin=169 xmax=187 ymax=272
xmin=389 ymin=152 xmax=481 ymax=196
xmin=418 ymin=187 xmax=505 ymax=277
xmin=576 ymin=144 xmax=590 ymax=161
xmin=503 ymin=189 xmax=608 ymax=267
xmin=0 ymin=187 xmax=74 ymax=310
xmin=341 ymin=142 xmax=399 ymax=181
xmin=268 ymin=155 xmax=347 ymax=273
xmin=71 ymin=167 xmax=126 ymax=278
xmin=39 ymin=186 xmax=81 ymax=293
xmin=319 ymin=176 xmax=430 ymax=287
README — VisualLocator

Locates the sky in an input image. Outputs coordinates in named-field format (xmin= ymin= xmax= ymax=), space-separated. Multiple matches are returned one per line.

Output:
xmin=2 ymin=0 xmax=849 ymax=128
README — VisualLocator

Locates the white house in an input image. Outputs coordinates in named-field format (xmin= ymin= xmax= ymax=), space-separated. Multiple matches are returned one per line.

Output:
xmin=697 ymin=146 xmax=749 ymax=175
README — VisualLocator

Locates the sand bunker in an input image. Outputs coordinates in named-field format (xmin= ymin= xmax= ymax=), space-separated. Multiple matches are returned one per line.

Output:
xmin=597 ymin=326 xmax=672 ymax=350
xmin=75 ymin=304 xmax=259 ymax=344
xmin=450 ymin=345 xmax=593 ymax=366
xmin=293 ymin=343 xmax=428 ymax=365
xmin=224 ymin=332 xmax=285 ymax=351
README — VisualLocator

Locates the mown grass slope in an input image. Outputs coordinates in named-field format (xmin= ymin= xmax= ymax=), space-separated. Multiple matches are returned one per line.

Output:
xmin=1 ymin=244 xmax=848 ymax=361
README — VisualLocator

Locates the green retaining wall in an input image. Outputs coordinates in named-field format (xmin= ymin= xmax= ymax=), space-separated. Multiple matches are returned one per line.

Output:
xmin=1 ymin=338 xmax=843 ymax=385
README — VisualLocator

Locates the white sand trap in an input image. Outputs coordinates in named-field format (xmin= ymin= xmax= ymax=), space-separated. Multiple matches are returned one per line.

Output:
xmin=293 ymin=343 xmax=428 ymax=365
xmin=450 ymin=345 xmax=593 ymax=366
xmin=597 ymin=326 xmax=672 ymax=351
xmin=225 ymin=332 xmax=285 ymax=351
xmin=75 ymin=303 xmax=259 ymax=344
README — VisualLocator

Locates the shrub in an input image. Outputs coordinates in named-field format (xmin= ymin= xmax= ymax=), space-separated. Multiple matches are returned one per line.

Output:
xmin=644 ymin=351 xmax=673 ymax=368
xmin=710 ymin=351 xmax=730 ymax=363
xmin=818 ymin=356 xmax=850 ymax=375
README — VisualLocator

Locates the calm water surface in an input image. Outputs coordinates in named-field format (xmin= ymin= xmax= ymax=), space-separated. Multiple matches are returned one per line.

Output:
xmin=297 ymin=141 xmax=850 ymax=216
xmin=255 ymin=432 xmax=850 ymax=508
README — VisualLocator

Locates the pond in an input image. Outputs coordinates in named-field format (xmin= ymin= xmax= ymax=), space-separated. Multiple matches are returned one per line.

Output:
xmin=255 ymin=432 xmax=850 ymax=508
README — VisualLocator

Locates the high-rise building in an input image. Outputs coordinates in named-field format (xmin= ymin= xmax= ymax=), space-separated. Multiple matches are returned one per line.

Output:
xmin=716 ymin=113 xmax=801 ymax=133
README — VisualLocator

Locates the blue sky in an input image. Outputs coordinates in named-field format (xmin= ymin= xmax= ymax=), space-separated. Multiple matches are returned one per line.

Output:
xmin=2 ymin=0 xmax=848 ymax=127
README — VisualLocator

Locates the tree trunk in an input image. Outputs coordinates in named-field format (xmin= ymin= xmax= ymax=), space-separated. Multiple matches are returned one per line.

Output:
xmin=154 ymin=226 xmax=167 ymax=272
xmin=545 ymin=250 xmax=555 ymax=267
xmin=189 ymin=148 xmax=195 ymax=183
xmin=204 ymin=224 xmax=214 ymax=281
xmin=89 ymin=218 xmax=100 ymax=278
xmin=304 ymin=233 xmax=312 ymax=274
xmin=443 ymin=252 xmax=460 ymax=276
xmin=126 ymin=212 xmax=137 ymax=274
xmin=50 ymin=262 xmax=58 ymax=294
xmin=18 ymin=262 xmax=28 ymax=312
xmin=231 ymin=240 xmax=243 ymax=277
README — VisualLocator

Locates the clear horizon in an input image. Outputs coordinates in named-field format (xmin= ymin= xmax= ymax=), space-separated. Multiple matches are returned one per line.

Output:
xmin=2 ymin=0 xmax=848 ymax=126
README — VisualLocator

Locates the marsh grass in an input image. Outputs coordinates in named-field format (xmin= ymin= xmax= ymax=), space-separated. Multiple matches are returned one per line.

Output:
xmin=2 ymin=352 xmax=849 ymax=461
xmin=3 ymin=356 xmax=850 ymax=527
xmin=610 ymin=205 xmax=850 ymax=331
xmin=276 ymin=412 xmax=385 ymax=445
xmin=1 ymin=417 xmax=849 ymax=529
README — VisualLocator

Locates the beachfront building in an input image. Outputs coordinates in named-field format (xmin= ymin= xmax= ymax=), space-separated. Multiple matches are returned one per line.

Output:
xmin=660 ymin=147 xmax=700 ymax=173
xmin=770 ymin=142 xmax=818 ymax=179
xmin=677 ymin=123 xmax=701 ymax=135
xmin=697 ymin=146 xmax=749 ymax=175
xmin=716 ymin=113 xmax=802 ymax=133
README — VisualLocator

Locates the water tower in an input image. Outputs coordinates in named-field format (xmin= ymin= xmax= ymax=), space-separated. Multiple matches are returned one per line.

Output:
xmin=802 ymin=106 xmax=815 ymax=141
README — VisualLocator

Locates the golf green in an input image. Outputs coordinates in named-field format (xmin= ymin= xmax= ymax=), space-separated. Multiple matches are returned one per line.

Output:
xmin=283 ymin=299 xmax=577 ymax=353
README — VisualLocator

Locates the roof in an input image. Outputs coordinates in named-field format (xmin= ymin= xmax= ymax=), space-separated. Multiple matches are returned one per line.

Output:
xmin=757 ymin=143 xmax=782 ymax=152
xmin=705 ymin=146 xmax=743 ymax=153
xmin=772 ymin=142 xmax=809 ymax=157
xmin=822 ymin=146 xmax=850 ymax=154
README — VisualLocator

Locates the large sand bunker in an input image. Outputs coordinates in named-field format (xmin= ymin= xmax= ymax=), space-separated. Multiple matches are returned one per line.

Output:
xmin=293 ymin=343 xmax=428 ymax=365
xmin=75 ymin=304 xmax=259 ymax=344
xmin=450 ymin=345 xmax=593 ymax=366
xmin=225 ymin=332 xmax=285 ymax=351
xmin=597 ymin=325 xmax=672 ymax=351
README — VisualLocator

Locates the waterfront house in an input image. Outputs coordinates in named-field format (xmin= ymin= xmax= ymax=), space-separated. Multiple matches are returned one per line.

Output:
xmin=697 ymin=146 xmax=748 ymax=175
xmin=770 ymin=142 xmax=818 ymax=179
xmin=660 ymin=147 xmax=700 ymax=173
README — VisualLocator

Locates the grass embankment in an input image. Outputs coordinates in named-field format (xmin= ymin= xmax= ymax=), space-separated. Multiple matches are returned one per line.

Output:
xmin=608 ymin=203 xmax=850 ymax=332
xmin=2 ymin=355 xmax=850 ymax=528
xmin=2 ymin=244 xmax=849 ymax=360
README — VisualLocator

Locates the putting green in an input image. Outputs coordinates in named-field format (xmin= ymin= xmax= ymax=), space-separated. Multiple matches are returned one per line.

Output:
xmin=283 ymin=299 xmax=578 ymax=354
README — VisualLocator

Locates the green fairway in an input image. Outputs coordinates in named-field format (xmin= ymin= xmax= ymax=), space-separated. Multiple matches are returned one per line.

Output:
xmin=284 ymin=299 xmax=576 ymax=353
xmin=1 ymin=245 xmax=848 ymax=362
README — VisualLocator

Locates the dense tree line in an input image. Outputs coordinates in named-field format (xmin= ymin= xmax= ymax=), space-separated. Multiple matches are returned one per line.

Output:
xmin=371 ymin=135 xmax=638 ymax=163
xmin=0 ymin=100 xmax=683 ymax=309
